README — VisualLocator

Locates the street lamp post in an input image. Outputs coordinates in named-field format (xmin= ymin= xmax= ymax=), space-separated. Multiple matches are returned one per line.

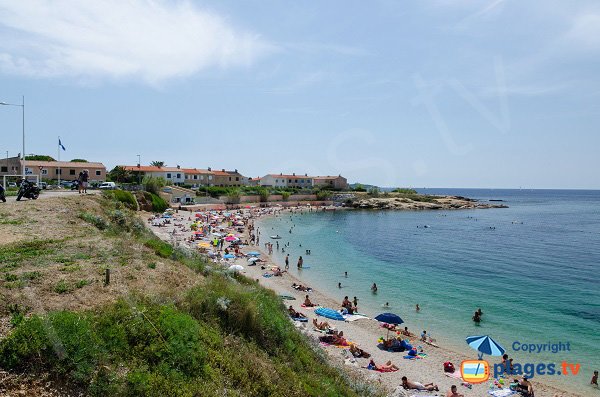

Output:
xmin=137 ymin=154 xmax=141 ymax=185
xmin=0 ymin=96 xmax=25 ymax=178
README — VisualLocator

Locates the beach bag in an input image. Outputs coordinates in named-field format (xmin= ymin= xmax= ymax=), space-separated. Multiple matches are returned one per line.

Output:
xmin=444 ymin=361 xmax=455 ymax=373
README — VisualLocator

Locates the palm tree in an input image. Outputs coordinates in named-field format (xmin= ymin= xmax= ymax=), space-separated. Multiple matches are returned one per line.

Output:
xmin=150 ymin=161 xmax=165 ymax=167
xmin=108 ymin=166 xmax=131 ymax=183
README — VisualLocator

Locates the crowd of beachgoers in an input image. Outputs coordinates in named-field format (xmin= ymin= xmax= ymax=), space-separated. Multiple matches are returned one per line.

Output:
xmin=146 ymin=204 xmax=584 ymax=397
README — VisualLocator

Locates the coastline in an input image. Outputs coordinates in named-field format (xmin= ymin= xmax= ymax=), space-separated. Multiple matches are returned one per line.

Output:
xmin=148 ymin=206 xmax=582 ymax=397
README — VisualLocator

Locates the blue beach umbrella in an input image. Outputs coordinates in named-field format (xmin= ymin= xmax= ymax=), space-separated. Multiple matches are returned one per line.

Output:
xmin=247 ymin=252 xmax=261 ymax=257
xmin=374 ymin=313 xmax=404 ymax=325
xmin=315 ymin=307 xmax=345 ymax=321
xmin=466 ymin=335 xmax=505 ymax=360
xmin=375 ymin=313 xmax=404 ymax=339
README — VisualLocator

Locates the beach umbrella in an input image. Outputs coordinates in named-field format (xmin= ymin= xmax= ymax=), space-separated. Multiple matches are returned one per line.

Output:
xmin=466 ymin=335 xmax=505 ymax=360
xmin=223 ymin=254 xmax=235 ymax=259
xmin=248 ymin=257 xmax=259 ymax=263
xmin=247 ymin=251 xmax=260 ymax=257
xmin=197 ymin=242 xmax=211 ymax=248
xmin=228 ymin=264 xmax=244 ymax=273
xmin=315 ymin=307 xmax=345 ymax=321
xmin=374 ymin=313 xmax=404 ymax=339
xmin=225 ymin=236 xmax=237 ymax=242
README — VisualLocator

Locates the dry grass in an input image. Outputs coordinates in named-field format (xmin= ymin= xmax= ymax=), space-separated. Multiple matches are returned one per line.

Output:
xmin=0 ymin=195 xmax=203 ymax=319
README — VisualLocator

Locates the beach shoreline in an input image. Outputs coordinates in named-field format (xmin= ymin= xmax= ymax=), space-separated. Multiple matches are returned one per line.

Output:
xmin=147 ymin=206 xmax=585 ymax=397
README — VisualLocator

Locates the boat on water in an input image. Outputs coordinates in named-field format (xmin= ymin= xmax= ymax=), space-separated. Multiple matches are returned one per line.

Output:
xmin=270 ymin=235 xmax=282 ymax=239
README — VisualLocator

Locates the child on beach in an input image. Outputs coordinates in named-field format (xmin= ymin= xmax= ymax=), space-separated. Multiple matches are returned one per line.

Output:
xmin=592 ymin=370 xmax=598 ymax=386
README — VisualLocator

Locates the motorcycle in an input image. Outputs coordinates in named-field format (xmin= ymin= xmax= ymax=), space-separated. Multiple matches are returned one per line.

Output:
xmin=16 ymin=179 xmax=40 ymax=201
xmin=0 ymin=184 xmax=6 ymax=203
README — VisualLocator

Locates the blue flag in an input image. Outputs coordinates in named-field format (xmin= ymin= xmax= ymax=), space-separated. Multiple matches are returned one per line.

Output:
xmin=59 ymin=138 xmax=66 ymax=151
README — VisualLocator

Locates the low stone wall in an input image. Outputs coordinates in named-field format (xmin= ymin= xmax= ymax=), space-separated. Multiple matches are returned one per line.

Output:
xmin=218 ymin=194 xmax=318 ymax=204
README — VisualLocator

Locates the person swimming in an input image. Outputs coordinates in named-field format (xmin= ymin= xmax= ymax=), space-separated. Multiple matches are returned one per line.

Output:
xmin=371 ymin=283 xmax=378 ymax=293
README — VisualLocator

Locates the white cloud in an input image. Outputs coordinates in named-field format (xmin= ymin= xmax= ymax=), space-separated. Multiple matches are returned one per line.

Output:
xmin=0 ymin=0 xmax=273 ymax=85
xmin=565 ymin=12 xmax=600 ymax=50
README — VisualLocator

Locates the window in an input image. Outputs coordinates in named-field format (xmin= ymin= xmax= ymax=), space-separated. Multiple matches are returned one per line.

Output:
xmin=167 ymin=173 xmax=172 ymax=178
xmin=41 ymin=169 xmax=48 ymax=175
xmin=1 ymin=166 xmax=7 ymax=172
xmin=193 ymin=175 xmax=198 ymax=180
xmin=56 ymin=169 xmax=62 ymax=175
xmin=70 ymin=169 xmax=76 ymax=175
xmin=288 ymin=179 xmax=291 ymax=183
xmin=177 ymin=173 xmax=181 ymax=179
xmin=229 ymin=177 xmax=232 ymax=181
xmin=96 ymin=170 xmax=101 ymax=176
xmin=236 ymin=177 xmax=239 ymax=181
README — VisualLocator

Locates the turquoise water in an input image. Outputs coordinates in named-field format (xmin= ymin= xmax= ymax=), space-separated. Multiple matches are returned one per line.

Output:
xmin=258 ymin=189 xmax=600 ymax=392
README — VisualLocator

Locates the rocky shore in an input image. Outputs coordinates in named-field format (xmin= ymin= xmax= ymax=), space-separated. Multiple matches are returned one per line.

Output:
xmin=347 ymin=194 xmax=508 ymax=210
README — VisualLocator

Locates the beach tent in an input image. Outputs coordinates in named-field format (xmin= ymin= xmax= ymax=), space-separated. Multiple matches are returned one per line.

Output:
xmin=315 ymin=307 xmax=345 ymax=321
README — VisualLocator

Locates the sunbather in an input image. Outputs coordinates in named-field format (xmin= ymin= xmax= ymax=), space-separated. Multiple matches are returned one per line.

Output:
xmin=304 ymin=295 xmax=316 ymax=307
xmin=349 ymin=344 xmax=371 ymax=358
xmin=401 ymin=376 xmax=439 ymax=391
xmin=516 ymin=376 xmax=534 ymax=397
xmin=368 ymin=359 xmax=398 ymax=371
xmin=446 ymin=385 xmax=464 ymax=397
xmin=288 ymin=306 xmax=306 ymax=319
xmin=401 ymin=326 xmax=415 ymax=337
xmin=312 ymin=318 xmax=329 ymax=330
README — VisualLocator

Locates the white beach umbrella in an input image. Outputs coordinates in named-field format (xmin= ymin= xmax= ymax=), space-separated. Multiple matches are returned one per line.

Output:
xmin=228 ymin=264 xmax=244 ymax=273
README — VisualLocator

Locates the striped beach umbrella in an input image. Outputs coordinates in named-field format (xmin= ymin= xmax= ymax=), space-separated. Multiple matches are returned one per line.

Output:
xmin=466 ymin=335 xmax=505 ymax=359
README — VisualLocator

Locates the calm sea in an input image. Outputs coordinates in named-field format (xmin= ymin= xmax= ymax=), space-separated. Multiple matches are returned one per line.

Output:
xmin=257 ymin=189 xmax=600 ymax=392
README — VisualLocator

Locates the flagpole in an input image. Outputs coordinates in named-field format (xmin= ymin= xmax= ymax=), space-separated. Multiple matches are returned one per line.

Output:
xmin=57 ymin=136 xmax=61 ymax=187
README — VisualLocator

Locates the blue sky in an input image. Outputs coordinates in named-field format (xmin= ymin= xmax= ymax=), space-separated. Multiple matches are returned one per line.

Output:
xmin=1 ymin=0 xmax=599 ymax=188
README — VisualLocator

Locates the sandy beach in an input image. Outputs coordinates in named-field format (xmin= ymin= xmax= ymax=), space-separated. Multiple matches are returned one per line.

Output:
xmin=147 ymin=206 xmax=584 ymax=397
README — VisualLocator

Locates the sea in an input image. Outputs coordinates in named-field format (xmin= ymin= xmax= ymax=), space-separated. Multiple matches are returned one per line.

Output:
xmin=257 ymin=189 xmax=600 ymax=393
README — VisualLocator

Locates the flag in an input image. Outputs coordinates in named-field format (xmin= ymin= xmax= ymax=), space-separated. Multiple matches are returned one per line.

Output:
xmin=59 ymin=138 xmax=66 ymax=151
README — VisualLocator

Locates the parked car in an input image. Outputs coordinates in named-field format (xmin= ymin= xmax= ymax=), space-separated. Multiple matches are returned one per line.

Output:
xmin=7 ymin=182 xmax=17 ymax=188
xmin=40 ymin=182 xmax=47 ymax=189
xmin=99 ymin=182 xmax=116 ymax=190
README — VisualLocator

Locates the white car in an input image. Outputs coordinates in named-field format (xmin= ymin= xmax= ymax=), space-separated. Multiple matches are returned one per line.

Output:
xmin=98 ymin=182 xmax=116 ymax=190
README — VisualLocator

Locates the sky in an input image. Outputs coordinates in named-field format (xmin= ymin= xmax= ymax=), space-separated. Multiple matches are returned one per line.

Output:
xmin=1 ymin=0 xmax=599 ymax=189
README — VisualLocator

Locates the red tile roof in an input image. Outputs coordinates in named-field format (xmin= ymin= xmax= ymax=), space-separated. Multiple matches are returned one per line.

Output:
xmin=121 ymin=165 xmax=180 ymax=172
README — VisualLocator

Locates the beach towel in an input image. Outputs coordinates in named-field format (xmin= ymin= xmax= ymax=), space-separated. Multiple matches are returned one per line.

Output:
xmin=301 ymin=304 xmax=317 ymax=309
xmin=262 ymin=273 xmax=273 ymax=278
xmin=487 ymin=389 xmax=516 ymax=397
xmin=279 ymin=295 xmax=296 ymax=300
xmin=444 ymin=371 xmax=463 ymax=380
xmin=291 ymin=317 xmax=308 ymax=322
xmin=344 ymin=314 xmax=370 ymax=322
xmin=403 ymin=353 xmax=427 ymax=360
xmin=362 ymin=365 xmax=399 ymax=373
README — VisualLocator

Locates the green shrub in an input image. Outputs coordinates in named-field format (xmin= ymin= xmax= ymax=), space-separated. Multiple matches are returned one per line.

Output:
xmin=226 ymin=188 xmax=241 ymax=204
xmin=144 ymin=238 xmax=174 ymax=258
xmin=316 ymin=190 xmax=330 ymax=201
xmin=0 ymin=312 xmax=99 ymax=383
xmin=392 ymin=188 xmax=418 ymax=194
xmin=54 ymin=280 xmax=73 ymax=294
xmin=149 ymin=193 xmax=169 ymax=212
xmin=104 ymin=190 xmax=137 ymax=210
xmin=79 ymin=212 xmax=109 ymax=230
xmin=143 ymin=176 xmax=167 ymax=195
xmin=281 ymin=191 xmax=291 ymax=201
xmin=4 ymin=273 xmax=18 ymax=282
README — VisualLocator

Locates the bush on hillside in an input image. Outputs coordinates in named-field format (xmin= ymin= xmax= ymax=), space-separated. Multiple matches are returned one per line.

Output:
xmin=149 ymin=193 xmax=169 ymax=212
xmin=103 ymin=190 xmax=137 ymax=210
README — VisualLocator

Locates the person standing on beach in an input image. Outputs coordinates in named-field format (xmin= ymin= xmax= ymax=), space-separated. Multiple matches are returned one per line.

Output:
xmin=285 ymin=254 xmax=289 ymax=270
xmin=82 ymin=169 xmax=89 ymax=193
xmin=353 ymin=296 xmax=358 ymax=309
xmin=297 ymin=256 xmax=303 ymax=269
